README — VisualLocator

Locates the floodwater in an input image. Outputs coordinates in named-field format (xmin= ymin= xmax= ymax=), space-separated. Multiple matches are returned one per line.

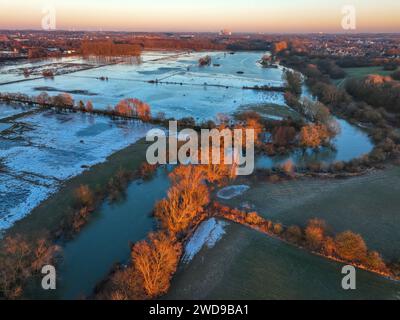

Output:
xmin=31 ymin=168 xmax=170 ymax=299
xmin=256 ymin=118 xmax=374 ymax=168
xmin=0 ymin=52 xmax=285 ymax=121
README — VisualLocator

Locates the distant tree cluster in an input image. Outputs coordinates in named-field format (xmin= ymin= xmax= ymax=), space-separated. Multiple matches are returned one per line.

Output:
xmin=315 ymin=58 xmax=346 ymax=79
xmin=114 ymin=98 xmax=151 ymax=121
xmin=345 ymin=75 xmax=400 ymax=113
xmin=129 ymin=37 xmax=225 ymax=51
xmin=81 ymin=40 xmax=142 ymax=57
xmin=272 ymin=41 xmax=288 ymax=54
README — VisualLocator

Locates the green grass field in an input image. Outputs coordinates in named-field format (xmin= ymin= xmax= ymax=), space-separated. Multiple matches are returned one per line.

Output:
xmin=334 ymin=66 xmax=397 ymax=87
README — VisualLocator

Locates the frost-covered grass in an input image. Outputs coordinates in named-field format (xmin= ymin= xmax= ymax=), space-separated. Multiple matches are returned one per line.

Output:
xmin=0 ymin=174 xmax=55 ymax=231
xmin=0 ymin=110 xmax=153 ymax=230
xmin=182 ymin=218 xmax=229 ymax=263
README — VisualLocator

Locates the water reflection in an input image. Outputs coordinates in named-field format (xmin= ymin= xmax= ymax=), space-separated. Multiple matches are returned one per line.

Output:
xmin=257 ymin=118 xmax=373 ymax=169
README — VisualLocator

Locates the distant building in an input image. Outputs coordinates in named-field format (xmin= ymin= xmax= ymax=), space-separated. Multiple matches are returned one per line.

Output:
xmin=180 ymin=35 xmax=195 ymax=39
xmin=219 ymin=29 xmax=232 ymax=36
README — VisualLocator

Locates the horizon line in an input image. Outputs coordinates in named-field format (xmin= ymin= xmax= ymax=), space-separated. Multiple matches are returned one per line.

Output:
xmin=1 ymin=28 xmax=400 ymax=35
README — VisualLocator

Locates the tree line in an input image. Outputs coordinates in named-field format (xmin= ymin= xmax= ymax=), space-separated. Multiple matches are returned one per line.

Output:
xmin=213 ymin=203 xmax=395 ymax=278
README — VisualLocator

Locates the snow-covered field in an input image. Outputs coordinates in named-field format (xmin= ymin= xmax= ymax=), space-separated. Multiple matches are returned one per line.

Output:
xmin=0 ymin=110 xmax=153 ymax=230
xmin=183 ymin=218 xmax=229 ymax=263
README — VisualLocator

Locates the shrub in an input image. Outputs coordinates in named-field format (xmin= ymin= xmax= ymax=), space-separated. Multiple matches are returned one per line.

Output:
xmin=281 ymin=159 xmax=295 ymax=176
xmin=199 ymin=55 xmax=211 ymax=66
xmin=364 ymin=251 xmax=388 ymax=273
xmin=75 ymin=185 xmax=94 ymax=208
xmin=322 ymin=236 xmax=336 ymax=256
xmin=305 ymin=218 xmax=326 ymax=251
xmin=335 ymin=231 xmax=367 ymax=262
xmin=138 ymin=163 xmax=157 ymax=180
xmin=272 ymin=223 xmax=283 ymax=235
xmin=42 ymin=70 xmax=54 ymax=78
xmin=284 ymin=225 xmax=303 ymax=244
xmin=245 ymin=212 xmax=264 ymax=225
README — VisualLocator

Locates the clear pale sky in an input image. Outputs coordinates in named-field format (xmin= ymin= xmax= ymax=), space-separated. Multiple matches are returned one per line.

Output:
xmin=1 ymin=0 xmax=399 ymax=33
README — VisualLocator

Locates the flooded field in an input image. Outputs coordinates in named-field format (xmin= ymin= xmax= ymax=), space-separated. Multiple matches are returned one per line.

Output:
xmin=0 ymin=52 xmax=285 ymax=121
xmin=0 ymin=57 xmax=93 ymax=84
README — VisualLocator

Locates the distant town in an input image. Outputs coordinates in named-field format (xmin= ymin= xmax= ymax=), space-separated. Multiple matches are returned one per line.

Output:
xmin=1 ymin=30 xmax=399 ymax=61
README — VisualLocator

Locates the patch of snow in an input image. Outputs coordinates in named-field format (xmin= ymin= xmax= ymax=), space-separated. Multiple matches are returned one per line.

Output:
xmin=217 ymin=185 xmax=250 ymax=200
xmin=182 ymin=218 xmax=228 ymax=263
xmin=0 ymin=174 xmax=56 ymax=231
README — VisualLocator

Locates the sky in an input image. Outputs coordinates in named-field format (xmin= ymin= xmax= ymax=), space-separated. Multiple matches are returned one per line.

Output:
xmin=0 ymin=0 xmax=399 ymax=33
